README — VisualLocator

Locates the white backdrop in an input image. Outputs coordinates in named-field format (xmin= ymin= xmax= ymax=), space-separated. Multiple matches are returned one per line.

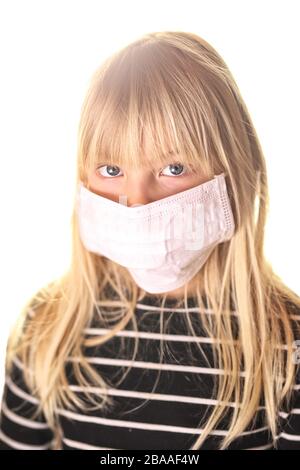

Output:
xmin=0 ymin=0 xmax=299 ymax=397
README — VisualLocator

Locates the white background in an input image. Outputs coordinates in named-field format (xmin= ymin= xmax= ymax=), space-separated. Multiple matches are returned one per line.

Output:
xmin=0 ymin=0 xmax=299 ymax=396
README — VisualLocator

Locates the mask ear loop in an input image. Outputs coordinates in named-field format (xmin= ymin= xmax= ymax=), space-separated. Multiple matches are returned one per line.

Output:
xmin=216 ymin=173 xmax=236 ymax=239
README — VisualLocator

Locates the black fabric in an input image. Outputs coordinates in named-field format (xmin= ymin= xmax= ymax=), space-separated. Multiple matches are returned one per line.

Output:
xmin=0 ymin=296 xmax=300 ymax=450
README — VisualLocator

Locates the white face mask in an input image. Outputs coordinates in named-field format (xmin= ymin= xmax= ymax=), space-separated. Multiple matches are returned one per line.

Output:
xmin=76 ymin=172 xmax=235 ymax=294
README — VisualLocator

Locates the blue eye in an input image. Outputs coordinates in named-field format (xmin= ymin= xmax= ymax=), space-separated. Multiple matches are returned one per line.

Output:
xmin=160 ymin=163 xmax=187 ymax=176
xmin=97 ymin=165 xmax=124 ymax=178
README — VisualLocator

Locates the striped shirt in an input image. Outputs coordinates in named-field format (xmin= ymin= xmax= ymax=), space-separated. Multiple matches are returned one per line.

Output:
xmin=0 ymin=294 xmax=300 ymax=450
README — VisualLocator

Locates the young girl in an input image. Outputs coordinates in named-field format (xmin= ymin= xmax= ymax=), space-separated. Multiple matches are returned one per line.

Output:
xmin=0 ymin=30 xmax=300 ymax=451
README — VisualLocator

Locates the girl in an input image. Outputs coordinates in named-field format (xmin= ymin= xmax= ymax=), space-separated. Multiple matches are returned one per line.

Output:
xmin=0 ymin=30 xmax=300 ymax=451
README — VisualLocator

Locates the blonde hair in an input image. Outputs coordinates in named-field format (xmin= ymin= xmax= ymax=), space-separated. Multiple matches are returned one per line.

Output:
xmin=5 ymin=31 xmax=300 ymax=450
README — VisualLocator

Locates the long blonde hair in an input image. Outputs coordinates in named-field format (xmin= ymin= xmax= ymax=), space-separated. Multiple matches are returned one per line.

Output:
xmin=5 ymin=31 xmax=300 ymax=450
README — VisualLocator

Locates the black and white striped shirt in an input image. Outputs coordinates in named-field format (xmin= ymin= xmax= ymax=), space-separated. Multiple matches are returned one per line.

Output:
xmin=0 ymin=295 xmax=300 ymax=450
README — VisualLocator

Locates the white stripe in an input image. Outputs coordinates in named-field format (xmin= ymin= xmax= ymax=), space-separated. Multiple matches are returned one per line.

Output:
xmin=83 ymin=328 xmax=229 ymax=344
xmin=57 ymin=407 xmax=268 ymax=437
xmin=83 ymin=327 xmax=292 ymax=351
xmin=12 ymin=356 xmax=33 ymax=376
xmin=279 ymin=408 xmax=300 ymax=419
xmin=6 ymin=370 xmax=247 ymax=410
xmin=63 ymin=435 xmax=274 ymax=451
xmin=66 ymin=384 xmax=265 ymax=411
xmin=68 ymin=356 xmax=247 ymax=377
xmin=28 ymin=300 xmax=300 ymax=321
xmin=28 ymin=301 xmax=238 ymax=316
xmin=275 ymin=431 xmax=300 ymax=442
xmin=12 ymin=355 xmax=300 ymax=391
xmin=291 ymin=315 xmax=300 ymax=321
xmin=2 ymin=370 xmax=264 ymax=414
xmin=135 ymin=302 xmax=238 ymax=316
xmin=62 ymin=436 xmax=119 ymax=450
xmin=0 ymin=429 xmax=53 ymax=450
xmin=1 ymin=400 xmax=49 ymax=430
xmin=244 ymin=442 xmax=274 ymax=450
xmin=27 ymin=302 xmax=300 ymax=320
xmin=15 ymin=353 xmax=237 ymax=378
xmin=279 ymin=411 xmax=289 ymax=419
xmin=62 ymin=437 xmax=273 ymax=450
xmin=5 ymin=375 xmax=40 ymax=405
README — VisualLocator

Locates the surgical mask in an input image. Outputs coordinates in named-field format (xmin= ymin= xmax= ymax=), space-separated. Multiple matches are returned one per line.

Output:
xmin=76 ymin=172 xmax=235 ymax=294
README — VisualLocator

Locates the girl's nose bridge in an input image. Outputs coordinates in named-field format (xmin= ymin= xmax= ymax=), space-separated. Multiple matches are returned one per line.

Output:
xmin=124 ymin=171 xmax=155 ymax=207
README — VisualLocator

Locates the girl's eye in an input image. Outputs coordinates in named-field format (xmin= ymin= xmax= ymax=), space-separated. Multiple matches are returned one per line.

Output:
xmin=97 ymin=165 xmax=124 ymax=178
xmin=160 ymin=163 xmax=187 ymax=177
xmin=96 ymin=162 xmax=189 ymax=178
